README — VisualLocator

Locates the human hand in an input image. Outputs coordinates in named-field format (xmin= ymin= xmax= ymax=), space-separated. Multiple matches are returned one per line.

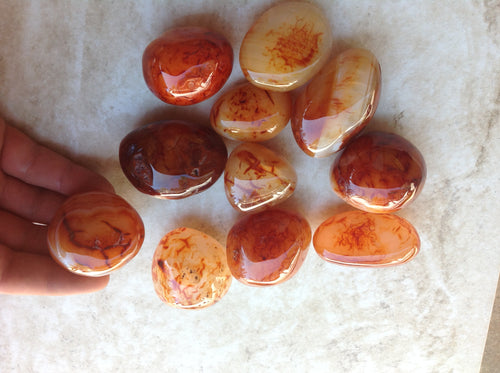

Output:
xmin=0 ymin=118 xmax=115 ymax=295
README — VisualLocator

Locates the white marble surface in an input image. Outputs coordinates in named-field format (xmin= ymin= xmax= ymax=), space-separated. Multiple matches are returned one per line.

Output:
xmin=1 ymin=1 xmax=499 ymax=372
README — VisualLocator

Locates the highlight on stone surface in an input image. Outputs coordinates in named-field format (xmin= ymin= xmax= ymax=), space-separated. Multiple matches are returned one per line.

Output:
xmin=330 ymin=131 xmax=426 ymax=213
xmin=239 ymin=1 xmax=332 ymax=92
xmin=292 ymin=48 xmax=381 ymax=158
xmin=142 ymin=27 xmax=233 ymax=105
xmin=152 ymin=227 xmax=232 ymax=309
xmin=47 ymin=192 xmax=145 ymax=277
xmin=224 ymin=143 xmax=297 ymax=212
xmin=119 ymin=120 xmax=227 ymax=199
xmin=226 ymin=209 xmax=311 ymax=286
xmin=313 ymin=210 xmax=420 ymax=266
xmin=210 ymin=82 xmax=292 ymax=142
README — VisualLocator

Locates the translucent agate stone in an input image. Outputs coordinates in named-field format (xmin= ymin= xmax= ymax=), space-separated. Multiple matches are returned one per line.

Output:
xmin=313 ymin=211 xmax=420 ymax=266
xmin=239 ymin=1 xmax=332 ymax=92
xmin=47 ymin=192 xmax=145 ymax=277
xmin=331 ymin=131 xmax=426 ymax=213
xmin=119 ymin=120 xmax=227 ymax=199
xmin=210 ymin=82 xmax=292 ymax=142
xmin=142 ymin=27 xmax=233 ymax=105
xmin=152 ymin=227 xmax=232 ymax=309
xmin=224 ymin=143 xmax=297 ymax=212
xmin=292 ymin=48 xmax=381 ymax=158
xmin=227 ymin=209 xmax=311 ymax=286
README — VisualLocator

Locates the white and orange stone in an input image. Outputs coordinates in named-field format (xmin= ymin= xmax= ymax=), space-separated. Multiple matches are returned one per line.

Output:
xmin=152 ymin=228 xmax=232 ymax=309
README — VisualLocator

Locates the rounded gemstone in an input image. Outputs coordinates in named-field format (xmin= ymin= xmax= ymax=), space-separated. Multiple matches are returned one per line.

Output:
xmin=210 ymin=82 xmax=292 ymax=142
xmin=142 ymin=27 xmax=233 ymax=105
xmin=292 ymin=48 xmax=381 ymax=158
xmin=224 ymin=143 xmax=297 ymax=212
xmin=47 ymin=192 xmax=145 ymax=277
xmin=226 ymin=209 xmax=311 ymax=286
xmin=152 ymin=228 xmax=232 ymax=309
xmin=331 ymin=131 xmax=426 ymax=213
xmin=239 ymin=1 xmax=332 ymax=91
xmin=313 ymin=210 xmax=420 ymax=266
xmin=119 ymin=120 xmax=227 ymax=199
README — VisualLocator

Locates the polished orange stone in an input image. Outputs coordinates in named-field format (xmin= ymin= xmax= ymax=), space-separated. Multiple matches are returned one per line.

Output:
xmin=313 ymin=210 xmax=420 ymax=266
xmin=119 ymin=120 xmax=227 ymax=199
xmin=331 ymin=131 xmax=426 ymax=213
xmin=292 ymin=48 xmax=381 ymax=158
xmin=210 ymin=82 xmax=292 ymax=142
xmin=142 ymin=27 xmax=233 ymax=105
xmin=47 ymin=192 xmax=145 ymax=277
xmin=152 ymin=227 xmax=232 ymax=309
xmin=226 ymin=209 xmax=311 ymax=286
xmin=239 ymin=2 xmax=332 ymax=91
xmin=224 ymin=143 xmax=296 ymax=212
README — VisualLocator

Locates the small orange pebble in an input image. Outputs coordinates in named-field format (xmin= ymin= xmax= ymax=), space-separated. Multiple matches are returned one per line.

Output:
xmin=47 ymin=192 xmax=145 ymax=277
xmin=226 ymin=209 xmax=311 ymax=286
xmin=313 ymin=210 xmax=420 ymax=267
xmin=142 ymin=27 xmax=233 ymax=105
xmin=210 ymin=82 xmax=292 ymax=142
xmin=152 ymin=228 xmax=232 ymax=309
xmin=224 ymin=143 xmax=297 ymax=212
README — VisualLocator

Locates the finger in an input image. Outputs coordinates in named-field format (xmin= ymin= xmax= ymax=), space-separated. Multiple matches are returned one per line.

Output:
xmin=0 ymin=209 xmax=49 ymax=255
xmin=0 ymin=173 xmax=66 ymax=224
xmin=0 ymin=244 xmax=110 ymax=295
xmin=1 ymin=124 xmax=114 ymax=196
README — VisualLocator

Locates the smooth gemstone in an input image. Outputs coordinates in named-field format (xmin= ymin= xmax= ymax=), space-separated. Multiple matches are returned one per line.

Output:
xmin=292 ymin=48 xmax=381 ymax=158
xmin=210 ymin=82 xmax=292 ymax=142
xmin=47 ymin=192 xmax=145 ymax=277
xmin=152 ymin=227 xmax=232 ymax=309
xmin=313 ymin=210 xmax=420 ymax=266
xmin=331 ymin=131 xmax=426 ymax=213
xmin=239 ymin=1 xmax=332 ymax=92
xmin=142 ymin=27 xmax=233 ymax=105
xmin=119 ymin=120 xmax=227 ymax=199
xmin=224 ymin=143 xmax=297 ymax=212
xmin=226 ymin=209 xmax=311 ymax=286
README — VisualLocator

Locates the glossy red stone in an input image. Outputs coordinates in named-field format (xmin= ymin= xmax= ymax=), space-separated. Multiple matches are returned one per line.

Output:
xmin=313 ymin=210 xmax=420 ymax=266
xmin=331 ymin=131 xmax=426 ymax=213
xmin=226 ymin=209 xmax=311 ymax=286
xmin=119 ymin=120 xmax=227 ymax=199
xmin=47 ymin=192 xmax=145 ymax=276
xmin=142 ymin=27 xmax=233 ymax=105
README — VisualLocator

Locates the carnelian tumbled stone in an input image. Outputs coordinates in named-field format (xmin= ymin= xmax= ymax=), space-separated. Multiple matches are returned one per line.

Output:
xmin=292 ymin=48 xmax=381 ymax=157
xmin=313 ymin=211 xmax=420 ymax=266
xmin=331 ymin=131 xmax=426 ymax=213
xmin=239 ymin=2 xmax=332 ymax=91
xmin=226 ymin=209 xmax=311 ymax=286
xmin=119 ymin=120 xmax=227 ymax=199
xmin=224 ymin=143 xmax=297 ymax=212
xmin=210 ymin=82 xmax=292 ymax=142
xmin=142 ymin=27 xmax=233 ymax=105
xmin=152 ymin=227 xmax=232 ymax=309
xmin=47 ymin=192 xmax=145 ymax=277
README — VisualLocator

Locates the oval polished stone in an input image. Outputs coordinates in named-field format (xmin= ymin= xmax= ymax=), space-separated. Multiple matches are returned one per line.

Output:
xmin=331 ymin=131 xmax=426 ymax=213
xmin=292 ymin=48 xmax=381 ymax=158
xmin=224 ymin=143 xmax=297 ymax=212
xmin=239 ymin=1 xmax=332 ymax=92
xmin=152 ymin=227 xmax=232 ymax=309
xmin=210 ymin=82 xmax=292 ymax=142
xmin=119 ymin=120 xmax=227 ymax=199
xmin=227 ymin=209 xmax=311 ymax=286
xmin=142 ymin=27 xmax=233 ymax=105
xmin=47 ymin=192 xmax=145 ymax=277
xmin=313 ymin=211 xmax=420 ymax=266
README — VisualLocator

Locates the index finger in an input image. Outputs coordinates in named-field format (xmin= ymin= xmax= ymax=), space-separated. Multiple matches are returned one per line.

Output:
xmin=0 ymin=120 xmax=114 ymax=196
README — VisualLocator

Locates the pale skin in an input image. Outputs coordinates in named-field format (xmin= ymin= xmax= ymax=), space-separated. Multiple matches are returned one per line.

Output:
xmin=0 ymin=118 xmax=114 ymax=295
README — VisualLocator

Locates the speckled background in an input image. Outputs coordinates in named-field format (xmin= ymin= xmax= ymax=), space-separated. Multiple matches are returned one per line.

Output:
xmin=0 ymin=1 xmax=499 ymax=372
